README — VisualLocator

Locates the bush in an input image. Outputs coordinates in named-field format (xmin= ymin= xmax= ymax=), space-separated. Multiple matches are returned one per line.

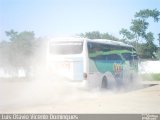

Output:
xmin=141 ymin=73 xmax=160 ymax=81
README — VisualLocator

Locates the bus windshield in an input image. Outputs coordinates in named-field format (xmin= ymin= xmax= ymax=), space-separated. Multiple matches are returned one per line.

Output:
xmin=122 ymin=53 xmax=138 ymax=60
xmin=122 ymin=53 xmax=132 ymax=60
xmin=49 ymin=41 xmax=83 ymax=55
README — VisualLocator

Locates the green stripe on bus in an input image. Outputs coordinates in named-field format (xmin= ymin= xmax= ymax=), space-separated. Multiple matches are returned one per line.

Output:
xmin=89 ymin=50 xmax=132 ymax=58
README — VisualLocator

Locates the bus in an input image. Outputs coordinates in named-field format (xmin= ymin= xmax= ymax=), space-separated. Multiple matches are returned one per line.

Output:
xmin=46 ymin=37 xmax=138 ymax=88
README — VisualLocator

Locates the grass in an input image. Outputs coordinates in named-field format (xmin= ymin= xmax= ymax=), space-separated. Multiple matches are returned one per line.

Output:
xmin=140 ymin=73 xmax=160 ymax=81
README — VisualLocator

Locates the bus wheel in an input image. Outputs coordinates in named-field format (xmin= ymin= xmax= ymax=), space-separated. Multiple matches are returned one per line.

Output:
xmin=101 ymin=76 xmax=108 ymax=89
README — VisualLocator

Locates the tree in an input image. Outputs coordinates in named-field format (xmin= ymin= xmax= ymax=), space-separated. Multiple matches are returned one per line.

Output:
xmin=130 ymin=19 xmax=149 ymax=39
xmin=119 ymin=28 xmax=135 ymax=42
xmin=141 ymin=42 xmax=157 ymax=59
xmin=119 ymin=9 xmax=160 ymax=59
xmin=3 ymin=30 xmax=36 ymax=77
xmin=145 ymin=32 xmax=154 ymax=43
xmin=0 ymin=41 xmax=11 ymax=71
xmin=158 ymin=33 xmax=160 ymax=47
xmin=80 ymin=31 xmax=119 ymax=41
xmin=143 ymin=32 xmax=157 ymax=58
xmin=155 ymin=33 xmax=160 ymax=59
xmin=135 ymin=9 xmax=160 ymax=47
xmin=128 ymin=19 xmax=149 ymax=51
xmin=5 ymin=29 xmax=18 ymax=41
xmin=80 ymin=31 xmax=101 ymax=39
xmin=101 ymin=32 xmax=119 ymax=41
xmin=135 ymin=9 xmax=160 ymax=22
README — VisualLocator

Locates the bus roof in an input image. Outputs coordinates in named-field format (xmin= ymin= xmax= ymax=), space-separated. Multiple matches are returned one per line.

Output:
xmin=49 ymin=37 xmax=133 ymax=48
xmin=87 ymin=39 xmax=133 ymax=48
xmin=49 ymin=37 xmax=84 ymax=42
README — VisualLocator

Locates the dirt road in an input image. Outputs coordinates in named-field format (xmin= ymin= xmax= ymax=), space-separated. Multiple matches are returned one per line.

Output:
xmin=0 ymin=80 xmax=160 ymax=113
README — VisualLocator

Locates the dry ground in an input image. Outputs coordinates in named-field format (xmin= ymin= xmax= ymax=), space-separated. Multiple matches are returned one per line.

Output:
xmin=0 ymin=79 xmax=160 ymax=113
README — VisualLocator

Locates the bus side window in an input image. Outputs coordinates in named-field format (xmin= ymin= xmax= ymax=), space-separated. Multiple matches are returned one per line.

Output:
xmin=105 ymin=54 xmax=122 ymax=62
xmin=95 ymin=55 xmax=105 ymax=61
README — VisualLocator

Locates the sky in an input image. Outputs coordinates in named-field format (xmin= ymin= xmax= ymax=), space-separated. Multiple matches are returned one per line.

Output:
xmin=0 ymin=0 xmax=160 ymax=43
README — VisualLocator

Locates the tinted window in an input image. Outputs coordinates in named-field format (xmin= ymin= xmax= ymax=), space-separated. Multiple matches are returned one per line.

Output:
xmin=122 ymin=53 xmax=132 ymax=60
xmin=105 ymin=54 xmax=122 ymax=61
xmin=88 ymin=42 xmax=133 ymax=53
xmin=122 ymin=53 xmax=138 ymax=60
xmin=50 ymin=41 xmax=83 ymax=54
xmin=94 ymin=55 xmax=105 ymax=60
xmin=94 ymin=54 xmax=122 ymax=61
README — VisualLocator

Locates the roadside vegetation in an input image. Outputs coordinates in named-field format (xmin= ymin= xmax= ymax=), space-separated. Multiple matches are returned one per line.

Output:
xmin=0 ymin=9 xmax=160 ymax=78
xmin=140 ymin=73 xmax=160 ymax=81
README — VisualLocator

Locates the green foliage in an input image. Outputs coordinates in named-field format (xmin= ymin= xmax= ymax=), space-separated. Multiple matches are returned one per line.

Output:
xmin=152 ymin=73 xmax=160 ymax=80
xmin=80 ymin=31 xmax=119 ymax=41
xmin=156 ymin=48 xmax=160 ymax=59
xmin=11 ymin=31 xmax=35 ymax=57
xmin=140 ymin=43 xmax=157 ymax=59
xmin=0 ymin=41 xmax=11 ymax=69
xmin=119 ymin=28 xmax=135 ymax=42
xmin=141 ymin=73 xmax=160 ymax=81
xmin=80 ymin=31 xmax=101 ymax=39
xmin=135 ymin=9 xmax=160 ymax=22
xmin=130 ymin=19 xmax=149 ymax=37
xmin=119 ymin=9 xmax=160 ymax=59
xmin=0 ymin=30 xmax=37 ymax=77
xmin=158 ymin=33 xmax=160 ymax=47
xmin=5 ymin=29 xmax=18 ymax=41
xmin=145 ymin=32 xmax=154 ymax=42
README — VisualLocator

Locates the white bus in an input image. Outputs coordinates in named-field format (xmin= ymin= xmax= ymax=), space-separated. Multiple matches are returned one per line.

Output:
xmin=46 ymin=37 xmax=138 ymax=88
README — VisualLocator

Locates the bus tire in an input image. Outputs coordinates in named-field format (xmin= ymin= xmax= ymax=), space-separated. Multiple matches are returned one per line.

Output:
xmin=101 ymin=76 xmax=108 ymax=89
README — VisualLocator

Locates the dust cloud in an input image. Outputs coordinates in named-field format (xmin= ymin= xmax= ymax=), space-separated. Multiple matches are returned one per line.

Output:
xmin=0 ymin=40 xmax=95 ymax=112
xmin=0 ymin=39 xmax=158 ymax=112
